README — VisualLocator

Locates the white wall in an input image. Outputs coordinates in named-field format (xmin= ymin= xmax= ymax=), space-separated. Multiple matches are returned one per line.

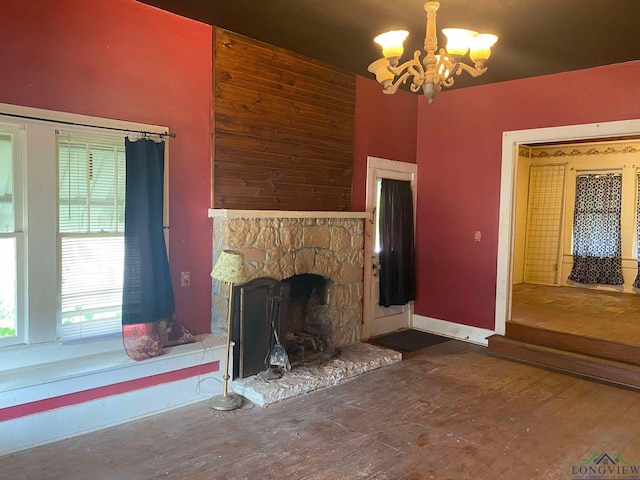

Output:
xmin=513 ymin=149 xmax=532 ymax=284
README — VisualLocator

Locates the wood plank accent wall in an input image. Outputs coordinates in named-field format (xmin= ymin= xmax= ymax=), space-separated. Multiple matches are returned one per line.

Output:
xmin=212 ymin=28 xmax=356 ymax=211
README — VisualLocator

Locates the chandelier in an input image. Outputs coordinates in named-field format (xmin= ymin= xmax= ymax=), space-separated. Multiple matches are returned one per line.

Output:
xmin=367 ymin=1 xmax=498 ymax=103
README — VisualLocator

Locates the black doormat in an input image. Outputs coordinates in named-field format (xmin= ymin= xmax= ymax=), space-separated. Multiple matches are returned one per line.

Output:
xmin=368 ymin=329 xmax=451 ymax=353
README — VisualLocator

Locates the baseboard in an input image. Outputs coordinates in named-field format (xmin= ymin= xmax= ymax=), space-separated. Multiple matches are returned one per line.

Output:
xmin=411 ymin=315 xmax=494 ymax=346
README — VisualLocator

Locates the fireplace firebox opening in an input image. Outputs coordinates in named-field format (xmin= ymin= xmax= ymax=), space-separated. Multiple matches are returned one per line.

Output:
xmin=281 ymin=273 xmax=334 ymax=364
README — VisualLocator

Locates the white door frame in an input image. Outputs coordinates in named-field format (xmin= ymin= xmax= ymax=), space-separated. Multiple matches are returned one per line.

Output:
xmin=362 ymin=156 xmax=418 ymax=340
xmin=495 ymin=118 xmax=640 ymax=335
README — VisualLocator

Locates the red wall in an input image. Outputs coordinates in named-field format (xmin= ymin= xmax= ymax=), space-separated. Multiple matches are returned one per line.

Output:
xmin=0 ymin=0 xmax=212 ymax=335
xmin=352 ymin=76 xmax=419 ymax=211
xmin=415 ymin=60 xmax=640 ymax=330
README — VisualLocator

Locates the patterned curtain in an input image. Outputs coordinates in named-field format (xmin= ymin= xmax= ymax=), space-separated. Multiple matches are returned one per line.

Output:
xmin=568 ymin=173 xmax=623 ymax=285
xmin=634 ymin=172 xmax=640 ymax=288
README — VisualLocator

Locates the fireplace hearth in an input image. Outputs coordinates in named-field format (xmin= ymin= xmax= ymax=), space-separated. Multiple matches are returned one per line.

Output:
xmin=209 ymin=210 xmax=390 ymax=403
xmin=232 ymin=342 xmax=401 ymax=407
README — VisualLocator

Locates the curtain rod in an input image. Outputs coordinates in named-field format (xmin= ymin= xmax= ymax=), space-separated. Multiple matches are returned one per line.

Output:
xmin=0 ymin=111 xmax=175 ymax=139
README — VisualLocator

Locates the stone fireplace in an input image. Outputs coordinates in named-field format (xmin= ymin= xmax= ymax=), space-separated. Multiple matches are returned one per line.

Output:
xmin=209 ymin=210 xmax=369 ymax=349
xmin=208 ymin=210 xmax=401 ymax=407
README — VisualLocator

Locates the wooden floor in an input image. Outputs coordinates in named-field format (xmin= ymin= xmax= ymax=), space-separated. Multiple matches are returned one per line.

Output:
xmin=511 ymin=283 xmax=640 ymax=346
xmin=3 ymin=340 xmax=640 ymax=480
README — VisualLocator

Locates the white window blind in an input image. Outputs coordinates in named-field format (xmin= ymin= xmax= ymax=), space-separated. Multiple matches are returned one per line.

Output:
xmin=0 ymin=133 xmax=14 ymax=233
xmin=57 ymin=134 xmax=125 ymax=343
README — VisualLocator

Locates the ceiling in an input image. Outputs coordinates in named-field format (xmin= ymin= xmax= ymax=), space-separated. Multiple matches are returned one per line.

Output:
xmin=139 ymin=0 xmax=640 ymax=91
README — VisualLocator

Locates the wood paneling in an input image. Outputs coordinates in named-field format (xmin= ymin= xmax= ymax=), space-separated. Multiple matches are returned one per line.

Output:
xmin=212 ymin=28 xmax=356 ymax=211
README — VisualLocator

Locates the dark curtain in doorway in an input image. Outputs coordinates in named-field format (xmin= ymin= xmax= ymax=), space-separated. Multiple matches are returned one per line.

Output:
xmin=568 ymin=173 xmax=623 ymax=286
xmin=379 ymin=179 xmax=416 ymax=307
xmin=122 ymin=138 xmax=191 ymax=360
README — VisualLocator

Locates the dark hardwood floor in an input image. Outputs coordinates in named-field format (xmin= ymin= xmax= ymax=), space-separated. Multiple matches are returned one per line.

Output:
xmin=3 ymin=339 xmax=640 ymax=479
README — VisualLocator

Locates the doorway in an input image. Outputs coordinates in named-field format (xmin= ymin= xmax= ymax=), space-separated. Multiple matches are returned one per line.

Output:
xmin=495 ymin=119 xmax=640 ymax=335
xmin=362 ymin=156 xmax=417 ymax=339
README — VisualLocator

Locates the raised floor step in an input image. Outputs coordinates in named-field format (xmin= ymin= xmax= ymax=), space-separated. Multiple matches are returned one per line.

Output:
xmin=505 ymin=322 xmax=640 ymax=366
xmin=487 ymin=334 xmax=640 ymax=391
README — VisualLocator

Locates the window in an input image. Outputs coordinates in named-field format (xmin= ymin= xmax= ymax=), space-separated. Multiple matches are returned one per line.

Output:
xmin=57 ymin=135 xmax=126 ymax=342
xmin=0 ymin=126 xmax=22 ymax=344
xmin=0 ymin=104 xmax=167 ymax=350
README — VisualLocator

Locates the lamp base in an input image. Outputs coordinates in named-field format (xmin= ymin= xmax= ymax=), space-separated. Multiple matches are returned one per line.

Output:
xmin=209 ymin=392 xmax=243 ymax=411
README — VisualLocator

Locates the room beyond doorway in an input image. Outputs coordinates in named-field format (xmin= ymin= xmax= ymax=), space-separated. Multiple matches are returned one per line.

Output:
xmin=510 ymin=283 xmax=640 ymax=347
xmin=495 ymin=118 xmax=640 ymax=335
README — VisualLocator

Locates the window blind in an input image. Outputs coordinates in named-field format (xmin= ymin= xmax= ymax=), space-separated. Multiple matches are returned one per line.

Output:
xmin=57 ymin=135 xmax=125 ymax=343
xmin=0 ymin=133 xmax=17 ymax=341
xmin=0 ymin=133 xmax=13 ymax=233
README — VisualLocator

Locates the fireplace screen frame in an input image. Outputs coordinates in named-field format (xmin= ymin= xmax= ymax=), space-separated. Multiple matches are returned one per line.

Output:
xmin=231 ymin=277 xmax=290 ymax=379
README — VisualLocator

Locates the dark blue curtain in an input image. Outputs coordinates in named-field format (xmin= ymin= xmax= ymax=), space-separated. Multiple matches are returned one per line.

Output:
xmin=121 ymin=139 xmax=175 ymax=359
xmin=379 ymin=179 xmax=416 ymax=307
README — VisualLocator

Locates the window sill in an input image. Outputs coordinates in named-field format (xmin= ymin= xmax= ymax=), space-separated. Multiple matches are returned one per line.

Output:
xmin=0 ymin=334 xmax=226 ymax=407
xmin=1 ymin=337 xmax=127 ymax=372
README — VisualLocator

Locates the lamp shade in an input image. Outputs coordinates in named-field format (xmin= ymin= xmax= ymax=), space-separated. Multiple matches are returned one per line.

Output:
xmin=367 ymin=58 xmax=395 ymax=86
xmin=469 ymin=33 xmax=498 ymax=63
xmin=442 ymin=28 xmax=478 ymax=57
xmin=374 ymin=30 xmax=409 ymax=61
xmin=211 ymin=250 xmax=246 ymax=284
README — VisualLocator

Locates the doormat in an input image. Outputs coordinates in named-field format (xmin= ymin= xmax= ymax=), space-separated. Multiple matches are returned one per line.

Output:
xmin=368 ymin=329 xmax=451 ymax=353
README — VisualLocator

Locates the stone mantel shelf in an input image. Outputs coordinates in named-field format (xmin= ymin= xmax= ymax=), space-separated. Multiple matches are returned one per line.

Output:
xmin=208 ymin=209 xmax=370 ymax=220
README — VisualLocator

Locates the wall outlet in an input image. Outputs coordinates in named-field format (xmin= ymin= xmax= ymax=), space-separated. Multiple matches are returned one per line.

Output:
xmin=181 ymin=271 xmax=190 ymax=287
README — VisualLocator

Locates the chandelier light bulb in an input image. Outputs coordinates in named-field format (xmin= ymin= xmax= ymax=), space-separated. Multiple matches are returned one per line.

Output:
xmin=435 ymin=54 xmax=450 ymax=78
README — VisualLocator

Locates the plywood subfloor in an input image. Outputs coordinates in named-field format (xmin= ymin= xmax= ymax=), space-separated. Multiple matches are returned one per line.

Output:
xmin=3 ymin=340 xmax=640 ymax=479
xmin=511 ymin=283 xmax=640 ymax=346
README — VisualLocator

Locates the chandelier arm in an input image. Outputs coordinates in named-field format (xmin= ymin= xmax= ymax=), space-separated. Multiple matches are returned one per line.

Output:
xmin=382 ymin=50 xmax=427 ymax=94
xmin=407 ymin=63 xmax=426 ymax=86
xmin=453 ymin=62 xmax=488 ymax=78
xmin=441 ymin=76 xmax=455 ymax=88
xmin=382 ymin=71 xmax=415 ymax=95
xmin=388 ymin=51 xmax=424 ymax=78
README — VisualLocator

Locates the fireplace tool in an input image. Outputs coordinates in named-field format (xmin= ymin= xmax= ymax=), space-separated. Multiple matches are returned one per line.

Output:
xmin=269 ymin=295 xmax=291 ymax=372
xmin=270 ymin=320 xmax=291 ymax=371
xmin=258 ymin=295 xmax=291 ymax=380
